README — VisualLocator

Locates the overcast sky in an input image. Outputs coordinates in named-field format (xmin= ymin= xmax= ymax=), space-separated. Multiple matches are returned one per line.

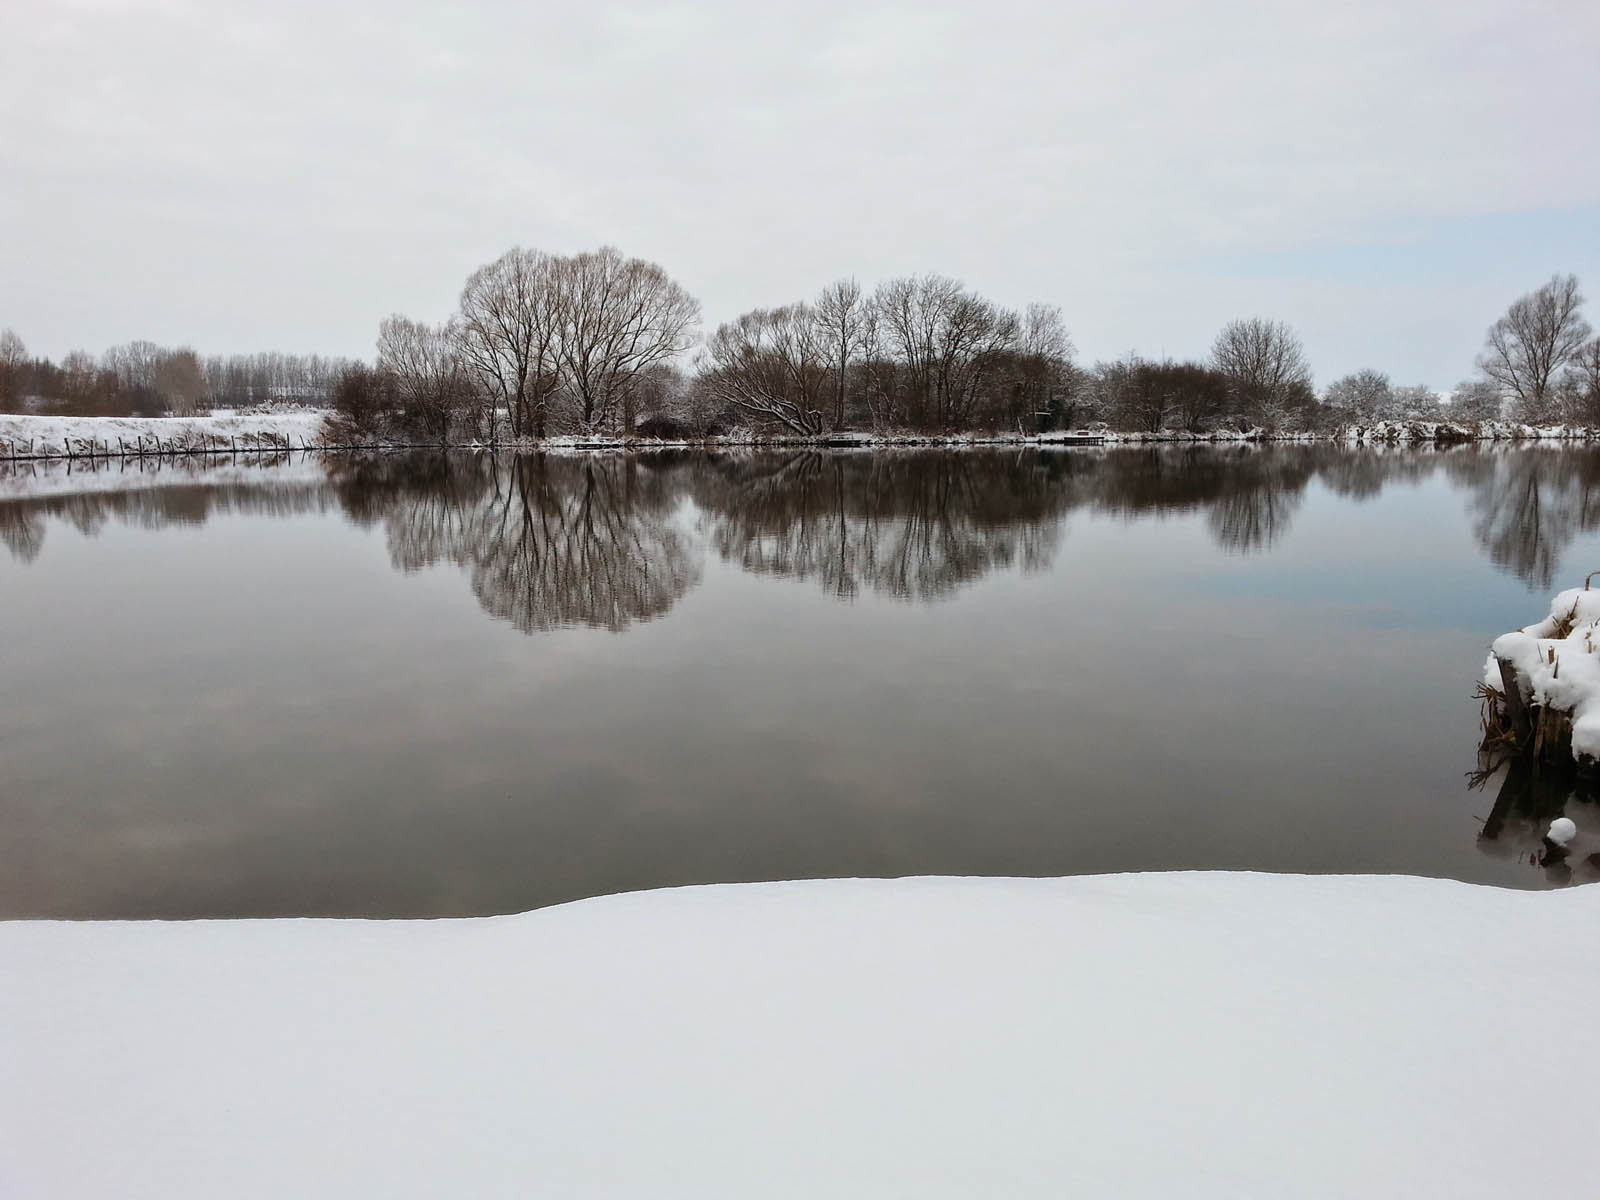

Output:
xmin=5 ymin=0 xmax=1598 ymax=386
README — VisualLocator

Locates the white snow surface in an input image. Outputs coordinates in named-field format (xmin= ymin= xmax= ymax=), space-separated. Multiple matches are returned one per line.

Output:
xmin=1341 ymin=419 xmax=1474 ymax=443
xmin=0 ymin=410 xmax=329 ymax=455
xmin=1489 ymin=586 xmax=1600 ymax=759
xmin=2 ymin=872 xmax=1594 ymax=1200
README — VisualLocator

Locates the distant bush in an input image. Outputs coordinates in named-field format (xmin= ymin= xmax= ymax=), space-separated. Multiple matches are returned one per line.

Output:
xmin=332 ymin=363 xmax=394 ymax=430
xmin=635 ymin=415 xmax=691 ymax=440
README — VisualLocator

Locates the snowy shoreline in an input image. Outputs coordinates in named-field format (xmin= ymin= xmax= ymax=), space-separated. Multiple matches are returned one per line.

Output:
xmin=5 ymin=410 xmax=1600 ymax=459
xmin=0 ymin=410 xmax=328 ymax=457
xmin=2 ymin=871 xmax=1595 ymax=1199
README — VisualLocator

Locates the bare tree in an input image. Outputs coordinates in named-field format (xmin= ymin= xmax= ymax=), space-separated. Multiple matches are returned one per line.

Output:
xmin=153 ymin=349 xmax=207 ymax=416
xmin=1013 ymin=303 xmax=1076 ymax=431
xmin=329 ymin=362 xmax=394 ymax=433
xmin=1560 ymin=337 xmax=1600 ymax=425
xmin=702 ymin=305 xmax=830 ymax=435
xmin=1106 ymin=358 xmax=1223 ymax=433
xmin=1324 ymin=369 xmax=1392 ymax=421
xmin=1323 ymin=372 xmax=1434 ymax=422
xmin=1114 ymin=358 xmax=1175 ymax=432
xmin=627 ymin=363 xmax=690 ymax=435
xmin=1390 ymin=385 xmax=1440 ymax=421
xmin=1478 ymin=274 xmax=1592 ymax=422
xmin=1165 ymin=361 xmax=1231 ymax=433
xmin=0 ymin=329 xmax=26 ymax=411
xmin=550 ymin=246 xmax=700 ymax=434
xmin=673 ymin=372 xmax=733 ymax=437
xmin=197 ymin=351 xmax=352 ymax=409
xmin=455 ymin=247 xmax=560 ymax=440
xmin=1210 ymin=318 xmax=1312 ymax=430
xmin=813 ymin=278 xmax=874 ymax=430
xmin=1449 ymin=380 xmax=1504 ymax=424
xmin=59 ymin=350 xmax=107 ymax=410
xmin=102 ymin=340 xmax=164 ymax=408
xmin=872 ymin=274 xmax=1019 ymax=430
xmin=378 ymin=314 xmax=474 ymax=443
xmin=1091 ymin=355 xmax=1143 ymax=430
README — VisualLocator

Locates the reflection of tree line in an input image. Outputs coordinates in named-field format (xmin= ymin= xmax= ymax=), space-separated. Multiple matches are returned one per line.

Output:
xmin=1078 ymin=444 xmax=1600 ymax=581
xmin=1080 ymin=445 xmax=1323 ymax=553
xmin=335 ymin=454 xmax=700 ymax=633
xmin=0 ymin=463 xmax=329 ymax=563
xmin=688 ymin=452 xmax=1073 ymax=600
xmin=1442 ymin=448 xmax=1600 ymax=587
xmin=10 ymin=447 xmax=1600 ymax=626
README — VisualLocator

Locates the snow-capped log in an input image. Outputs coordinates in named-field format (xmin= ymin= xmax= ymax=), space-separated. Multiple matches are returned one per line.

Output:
xmin=1482 ymin=582 xmax=1600 ymax=769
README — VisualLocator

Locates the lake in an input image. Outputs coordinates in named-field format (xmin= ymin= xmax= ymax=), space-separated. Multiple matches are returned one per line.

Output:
xmin=3 ymin=443 xmax=1598 ymax=918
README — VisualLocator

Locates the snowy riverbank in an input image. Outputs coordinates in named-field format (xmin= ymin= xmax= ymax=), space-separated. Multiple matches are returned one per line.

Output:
xmin=0 ymin=410 xmax=328 ymax=456
xmin=5 ymin=410 xmax=1600 ymax=458
xmin=2 ymin=872 xmax=1595 ymax=1199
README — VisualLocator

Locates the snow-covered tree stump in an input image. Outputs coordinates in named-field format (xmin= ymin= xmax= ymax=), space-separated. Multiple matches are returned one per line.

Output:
xmin=1483 ymin=582 xmax=1600 ymax=771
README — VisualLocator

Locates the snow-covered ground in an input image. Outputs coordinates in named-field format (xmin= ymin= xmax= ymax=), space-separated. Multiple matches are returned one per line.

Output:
xmin=0 ymin=410 xmax=329 ymax=456
xmin=7 ymin=410 xmax=1600 ymax=454
xmin=2 ymin=872 xmax=1594 ymax=1199
xmin=5 ymin=411 xmax=1599 ymax=456
xmin=1341 ymin=419 xmax=1475 ymax=443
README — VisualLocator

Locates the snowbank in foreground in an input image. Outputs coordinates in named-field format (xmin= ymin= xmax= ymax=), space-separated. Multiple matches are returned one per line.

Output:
xmin=2 ymin=873 xmax=1593 ymax=1199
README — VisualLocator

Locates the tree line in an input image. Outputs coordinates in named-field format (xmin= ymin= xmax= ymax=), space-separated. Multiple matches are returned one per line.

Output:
xmin=0 ymin=335 xmax=355 ymax=417
xmin=3 ymin=257 xmax=1596 ymax=436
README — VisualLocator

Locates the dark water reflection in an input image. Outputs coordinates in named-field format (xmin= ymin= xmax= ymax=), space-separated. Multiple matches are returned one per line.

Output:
xmin=1474 ymin=760 xmax=1600 ymax=886
xmin=691 ymin=452 xmax=1071 ymax=600
xmin=4 ymin=444 xmax=1600 ymax=917
xmin=355 ymin=455 xmax=698 ymax=633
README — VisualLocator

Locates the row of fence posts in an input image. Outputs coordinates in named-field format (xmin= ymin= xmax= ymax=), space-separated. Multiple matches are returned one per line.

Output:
xmin=0 ymin=432 xmax=318 ymax=462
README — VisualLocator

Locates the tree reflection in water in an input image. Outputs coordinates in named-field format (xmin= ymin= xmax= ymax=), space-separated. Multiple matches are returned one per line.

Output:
xmin=1445 ymin=448 xmax=1600 ymax=588
xmin=691 ymin=451 xmax=1076 ymax=600
xmin=0 ymin=454 xmax=322 ymax=564
xmin=9 ymin=445 xmax=1600 ymax=614
xmin=345 ymin=453 xmax=701 ymax=633
xmin=1077 ymin=444 xmax=1322 ymax=553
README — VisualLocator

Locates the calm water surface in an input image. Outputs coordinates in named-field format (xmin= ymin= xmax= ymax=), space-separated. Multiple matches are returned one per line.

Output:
xmin=4 ymin=444 xmax=1599 ymax=918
